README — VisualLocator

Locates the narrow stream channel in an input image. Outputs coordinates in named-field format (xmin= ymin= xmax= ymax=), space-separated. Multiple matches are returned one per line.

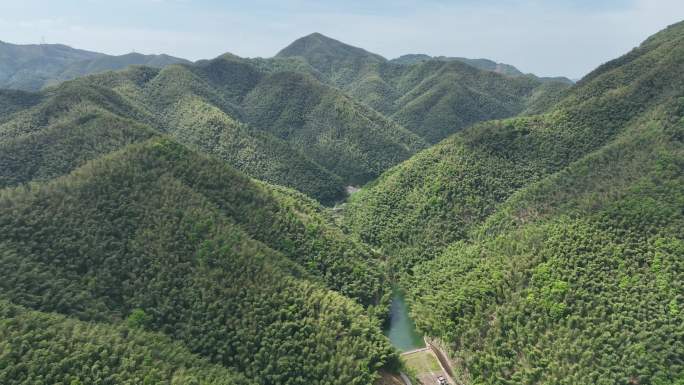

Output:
xmin=384 ymin=288 xmax=425 ymax=352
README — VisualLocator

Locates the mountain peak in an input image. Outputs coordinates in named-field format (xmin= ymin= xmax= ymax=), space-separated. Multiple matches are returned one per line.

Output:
xmin=302 ymin=32 xmax=330 ymax=40
xmin=275 ymin=32 xmax=385 ymax=64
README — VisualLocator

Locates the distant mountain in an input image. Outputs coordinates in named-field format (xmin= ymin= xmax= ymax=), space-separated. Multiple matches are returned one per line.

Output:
xmin=0 ymin=21 xmax=682 ymax=385
xmin=0 ymin=41 xmax=189 ymax=90
xmin=0 ymin=34 xmax=574 ymax=201
xmin=276 ymin=32 xmax=385 ymax=87
xmin=391 ymin=53 xmax=524 ymax=77
xmin=391 ymin=54 xmax=575 ymax=85
xmin=278 ymin=33 xmax=572 ymax=143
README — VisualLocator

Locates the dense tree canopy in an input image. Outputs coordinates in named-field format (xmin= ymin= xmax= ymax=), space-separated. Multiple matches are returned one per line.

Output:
xmin=0 ymin=300 xmax=251 ymax=385
xmin=344 ymin=19 xmax=684 ymax=271
xmin=345 ymin=19 xmax=684 ymax=385
xmin=0 ymin=139 xmax=396 ymax=385
xmin=0 ymin=20 xmax=682 ymax=385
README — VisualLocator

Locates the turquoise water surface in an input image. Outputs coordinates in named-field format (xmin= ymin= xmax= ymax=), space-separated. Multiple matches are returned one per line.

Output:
xmin=384 ymin=289 xmax=425 ymax=352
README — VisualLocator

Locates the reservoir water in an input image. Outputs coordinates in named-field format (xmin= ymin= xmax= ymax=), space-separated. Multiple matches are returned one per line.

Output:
xmin=384 ymin=288 xmax=425 ymax=352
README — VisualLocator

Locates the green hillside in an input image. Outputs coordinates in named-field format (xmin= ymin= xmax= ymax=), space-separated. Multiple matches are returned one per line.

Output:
xmin=0 ymin=17 xmax=682 ymax=385
xmin=0 ymin=35 xmax=567 ymax=204
xmin=0 ymin=104 xmax=386 ymax=307
xmin=0 ymin=52 xmax=428 ymax=204
xmin=345 ymin=20 xmax=684 ymax=384
xmin=0 ymin=138 xmax=396 ymax=385
xmin=278 ymin=33 xmax=571 ymax=143
xmin=0 ymin=89 xmax=43 ymax=118
xmin=0 ymin=79 xmax=159 ymax=189
xmin=241 ymin=70 xmax=424 ymax=183
xmin=0 ymin=300 xmax=251 ymax=385
xmin=276 ymin=33 xmax=386 ymax=88
xmin=344 ymin=20 xmax=684 ymax=270
xmin=0 ymin=40 xmax=189 ymax=91
xmin=385 ymin=60 xmax=550 ymax=142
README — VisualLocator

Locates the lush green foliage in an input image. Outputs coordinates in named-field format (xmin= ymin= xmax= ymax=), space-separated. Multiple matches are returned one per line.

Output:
xmin=0 ymin=139 xmax=396 ymax=384
xmin=0 ymin=52 xmax=429 ymax=204
xmin=408 ymin=123 xmax=684 ymax=382
xmin=134 ymin=57 xmax=425 ymax=201
xmin=0 ymin=111 xmax=157 ymax=188
xmin=0 ymin=79 xmax=159 ymax=189
xmin=344 ymin=20 xmax=684 ymax=271
xmin=0 ymin=89 xmax=43 ymax=118
xmin=343 ymin=20 xmax=684 ymax=385
xmin=1 ymin=22 xmax=682 ymax=385
xmin=277 ymin=33 xmax=571 ymax=143
xmin=1 ymin=34 xmax=567 ymax=205
xmin=276 ymin=33 xmax=386 ymax=89
xmin=241 ymin=70 xmax=425 ymax=183
xmin=0 ymin=300 xmax=251 ymax=385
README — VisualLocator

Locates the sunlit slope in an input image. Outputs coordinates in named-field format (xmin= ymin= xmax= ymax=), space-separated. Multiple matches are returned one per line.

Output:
xmin=408 ymin=90 xmax=684 ymax=385
xmin=0 ymin=300 xmax=251 ymax=384
xmin=344 ymin=20 xmax=684 ymax=270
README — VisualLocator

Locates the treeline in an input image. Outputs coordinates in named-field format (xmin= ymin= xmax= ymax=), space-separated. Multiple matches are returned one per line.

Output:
xmin=409 ymin=145 xmax=684 ymax=383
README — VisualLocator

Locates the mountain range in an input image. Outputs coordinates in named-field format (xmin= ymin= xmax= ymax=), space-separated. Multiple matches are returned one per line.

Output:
xmin=0 ymin=40 xmax=189 ymax=91
xmin=0 ymin=34 xmax=571 ymax=204
xmin=345 ymin=20 xmax=684 ymax=384
xmin=0 ymin=22 xmax=682 ymax=385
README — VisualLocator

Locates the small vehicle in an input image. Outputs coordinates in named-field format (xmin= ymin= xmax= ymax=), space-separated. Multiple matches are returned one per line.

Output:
xmin=437 ymin=375 xmax=449 ymax=385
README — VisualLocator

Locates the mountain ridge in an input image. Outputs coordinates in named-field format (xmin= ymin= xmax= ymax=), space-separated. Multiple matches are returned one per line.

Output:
xmin=0 ymin=40 xmax=190 ymax=91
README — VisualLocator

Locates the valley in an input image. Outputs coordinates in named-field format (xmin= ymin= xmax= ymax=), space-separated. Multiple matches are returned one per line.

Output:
xmin=0 ymin=11 xmax=682 ymax=385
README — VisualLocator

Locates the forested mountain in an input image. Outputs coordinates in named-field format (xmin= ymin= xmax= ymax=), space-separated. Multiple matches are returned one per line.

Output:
xmin=0 ymin=18 xmax=681 ymax=385
xmin=0 ymin=89 xmax=43 ymax=118
xmin=390 ymin=54 xmax=574 ymax=85
xmin=0 ymin=138 xmax=396 ymax=384
xmin=0 ymin=300 xmax=252 ymax=384
xmin=0 ymin=40 xmax=189 ymax=91
xmin=0 ymin=34 xmax=569 ymax=204
xmin=278 ymin=33 xmax=571 ymax=143
xmin=276 ymin=32 xmax=386 ymax=87
xmin=344 ymin=20 xmax=684 ymax=384
xmin=0 ymin=55 xmax=425 ymax=204
xmin=390 ymin=54 xmax=524 ymax=77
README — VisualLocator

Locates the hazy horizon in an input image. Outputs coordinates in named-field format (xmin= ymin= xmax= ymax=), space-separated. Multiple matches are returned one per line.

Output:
xmin=1 ymin=0 xmax=682 ymax=79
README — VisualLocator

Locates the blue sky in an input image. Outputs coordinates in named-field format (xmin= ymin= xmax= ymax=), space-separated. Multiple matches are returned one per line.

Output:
xmin=0 ymin=0 xmax=682 ymax=78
